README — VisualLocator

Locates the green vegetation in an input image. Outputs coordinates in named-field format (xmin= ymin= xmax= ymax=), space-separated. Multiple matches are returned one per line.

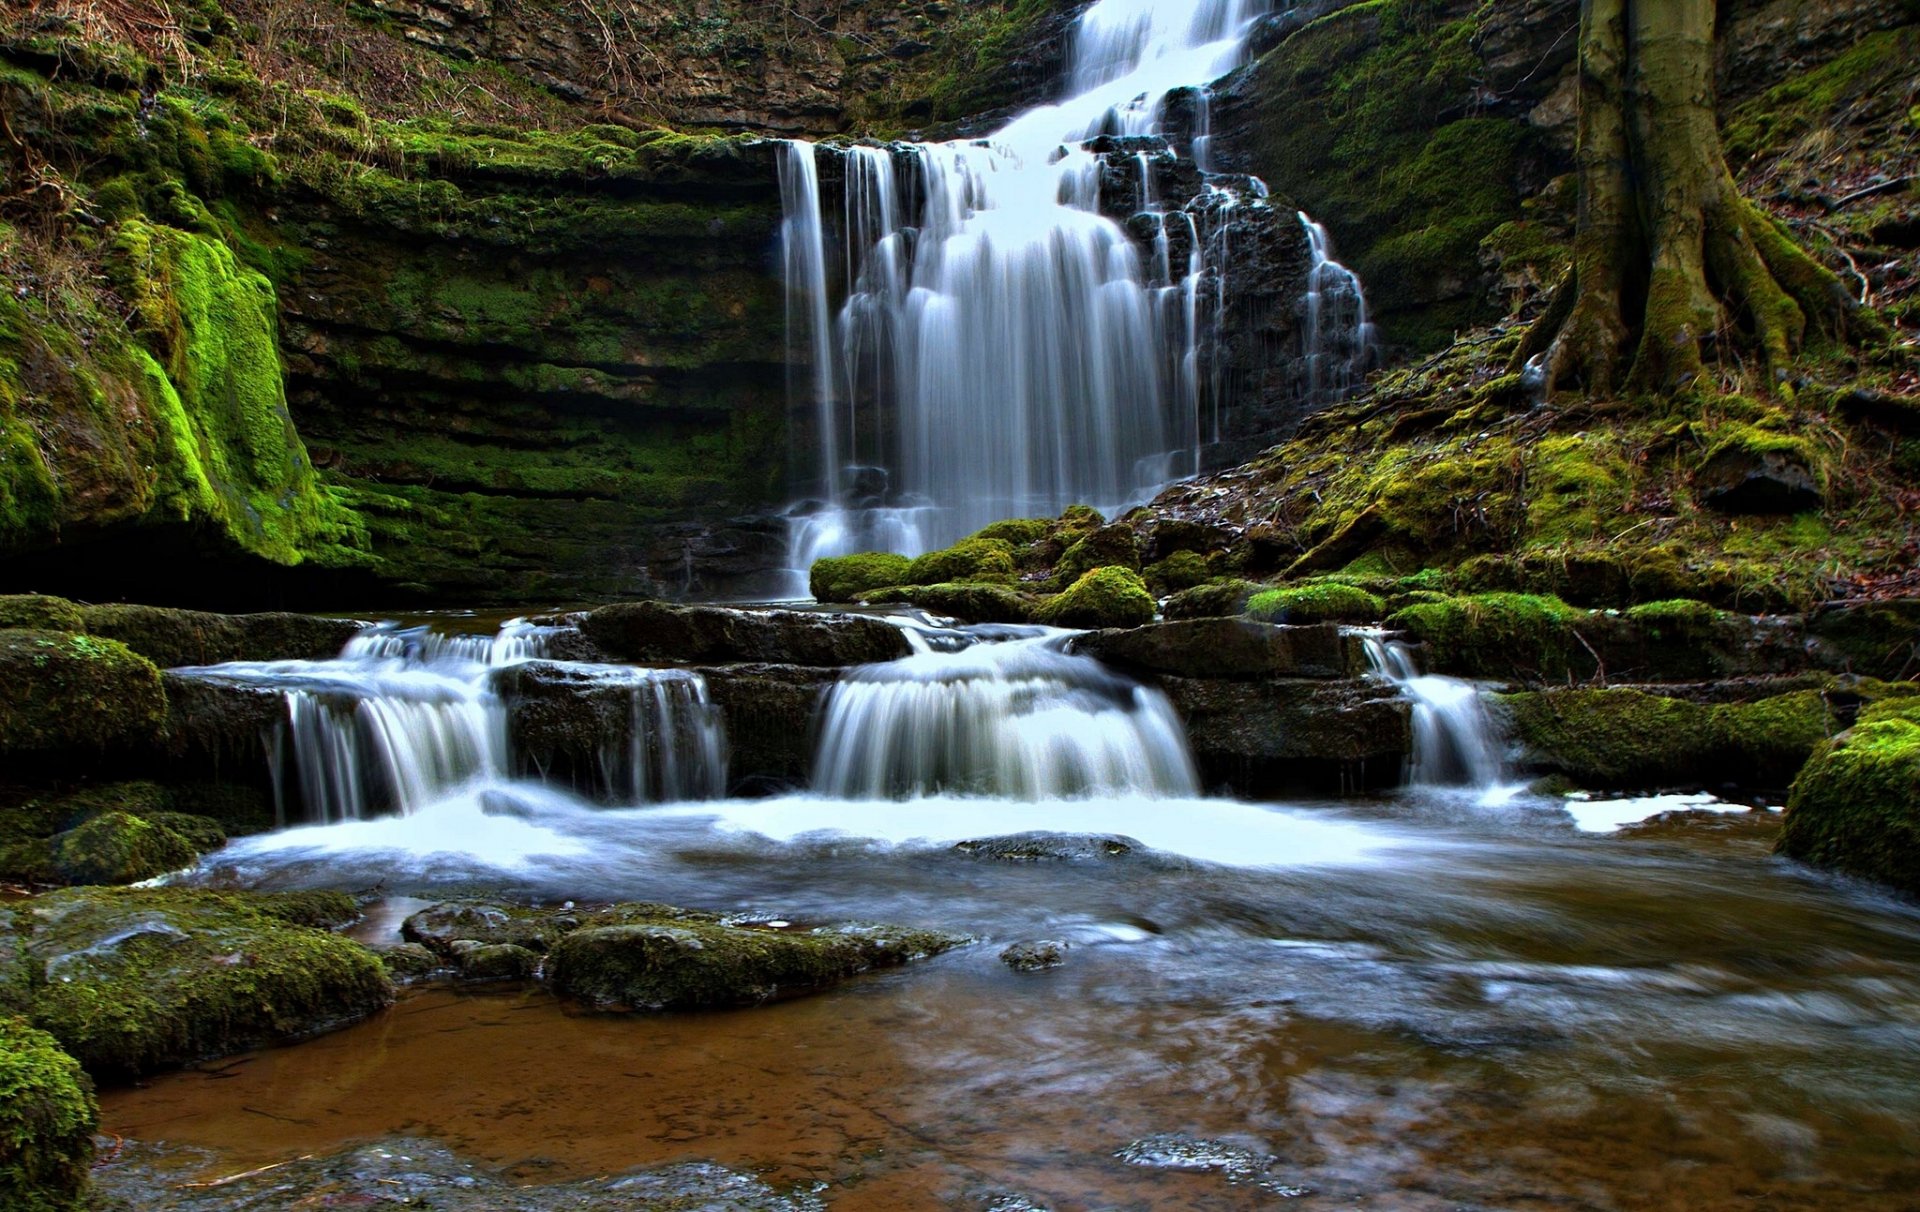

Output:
xmin=1037 ymin=567 xmax=1156 ymax=630
xmin=1389 ymin=593 xmax=1590 ymax=679
xmin=0 ymin=1017 xmax=97 ymax=1212
xmin=905 ymin=538 xmax=1018 ymax=586
xmin=861 ymin=582 xmax=1036 ymax=624
xmin=0 ymin=598 xmax=83 ymax=633
xmin=810 ymin=553 xmax=913 ymax=602
xmin=1247 ymin=582 xmax=1386 ymax=624
xmin=24 ymin=887 xmax=389 ymax=1080
xmin=1164 ymin=579 xmax=1264 ymax=620
xmin=0 ymin=632 xmax=166 ymax=759
xmin=1143 ymin=550 xmax=1211 ymax=596
xmin=1777 ymin=697 xmax=1920 ymax=896
xmin=1499 ymin=687 xmax=1840 ymax=788
xmin=1055 ymin=524 xmax=1142 ymax=585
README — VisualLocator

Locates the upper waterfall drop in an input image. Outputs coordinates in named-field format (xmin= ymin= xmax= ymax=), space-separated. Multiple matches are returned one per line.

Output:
xmin=779 ymin=0 xmax=1373 ymax=584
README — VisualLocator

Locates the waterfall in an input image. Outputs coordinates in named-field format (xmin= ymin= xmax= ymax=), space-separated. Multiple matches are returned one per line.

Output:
xmin=811 ymin=634 xmax=1199 ymax=800
xmin=1299 ymin=214 xmax=1376 ymax=401
xmin=780 ymin=0 xmax=1371 ymax=581
xmin=178 ymin=622 xmax=728 ymax=823
xmin=1356 ymin=631 xmax=1504 ymax=789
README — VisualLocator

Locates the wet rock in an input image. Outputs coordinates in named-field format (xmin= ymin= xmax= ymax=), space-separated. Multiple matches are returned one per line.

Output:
xmin=0 ymin=594 xmax=85 ymax=632
xmin=1694 ymin=443 xmax=1825 ymax=514
xmin=93 ymin=1136 xmax=828 ymax=1212
xmin=954 ymin=833 xmax=1138 ymax=862
xmin=79 ymin=605 xmax=364 ymax=668
xmin=0 ymin=1016 xmax=97 ymax=1212
xmin=1806 ymin=597 xmax=1920 ymax=680
xmin=450 ymin=941 xmax=541 ymax=981
xmin=1073 ymin=618 xmax=1362 ymax=680
xmin=1777 ymin=697 xmax=1920 ymax=897
xmin=582 ymin=601 xmax=910 ymax=666
xmin=861 ymin=582 xmax=1037 ymax=624
xmin=158 ymin=672 xmax=288 ymax=762
xmin=701 ymin=664 xmax=839 ymax=791
xmin=4 ymin=811 xmax=200 ymax=887
xmin=1036 ymin=567 xmax=1155 ymax=630
xmin=378 ymin=942 xmax=442 ymax=981
xmin=24 ymin=887 xmax=391 ymax=1080
xmin=0 ymin=631 xmax=166 ymax=767
xmin=546 ymin=910 xmax=966 ymax=1011
xmin=1167 ymin=678 xmax=1410 ymax=795
xmin=402 ymin=902 xmax=569 ymax=956
xmin=1163 ymin=579 xmax=1264 ymax=620
xmin=1000 ymin=941 xmax=1068 ymax=971
xmin=1116 ymin=1132 xmax=1308 ymax=1196
xmin=0 ymin=906 xmax=29 ymax=1013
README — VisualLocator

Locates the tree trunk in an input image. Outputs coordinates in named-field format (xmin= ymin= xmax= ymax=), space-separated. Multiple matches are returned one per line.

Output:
xmin=1517 ymin=0 xmax=1872 ymax=396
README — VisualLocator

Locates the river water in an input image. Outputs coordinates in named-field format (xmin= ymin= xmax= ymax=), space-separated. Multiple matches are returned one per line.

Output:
xmin=97 ymin=719 xmax=1920 ymax=1208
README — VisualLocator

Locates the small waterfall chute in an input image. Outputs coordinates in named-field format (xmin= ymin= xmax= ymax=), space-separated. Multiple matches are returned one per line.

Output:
xmin=1355 ymin=630 xmax=1505 ymax=790
xmin=811 ymin=633 xmax=1199 ymax=800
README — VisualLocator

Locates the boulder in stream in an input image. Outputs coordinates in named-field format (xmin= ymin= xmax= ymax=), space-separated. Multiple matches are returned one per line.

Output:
xmin=1777 ymin=697 xmax=1920 ymax=897
xmin=22 ymin=888 xmax=391 ymax=1080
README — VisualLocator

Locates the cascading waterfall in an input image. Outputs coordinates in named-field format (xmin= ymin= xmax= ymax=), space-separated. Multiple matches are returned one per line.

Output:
xmin=1299 ymin=214 xmax=1376 ymax=401
xmin=811 ymin=633 xmax=1199 ymax=800
xmin=1356 ymin=631 xmax=1504 ymax=789
xmin=781 ymin=0 xmax=1373 ymax=585
xmin=182 ymin=622 xmax=727 ymax=824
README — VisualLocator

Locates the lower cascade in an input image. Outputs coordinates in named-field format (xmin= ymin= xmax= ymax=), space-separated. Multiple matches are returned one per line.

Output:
xmin=812 ymin=632 xmax=1200 ymax=800
xmin=183 ymin=622 xmax=728 ymax=824
xmin=1357 ymin=631 xmax=1505 ymax=790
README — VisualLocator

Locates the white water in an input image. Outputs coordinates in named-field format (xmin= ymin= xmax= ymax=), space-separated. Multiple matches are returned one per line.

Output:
xmin=780 ymin=0 xmax=1374 ymax=585
xmin=1357 ymin=631 xmax=1507 ymax=791
xmin=1300 ymin=213 xmax=1376 ymax=400
xmin=181 ymin=622 xmax=726 ymax=824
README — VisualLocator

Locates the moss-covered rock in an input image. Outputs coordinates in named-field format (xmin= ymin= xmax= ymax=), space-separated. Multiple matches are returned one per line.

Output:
xmin=0 ymin=632 xmax=166 ymax=761
xmin=0 ymin=1017 xmax=97 ymax=1212
xmin=0 ymin=597 xmax=83 ymax=634
xmin=905 ymin=538 xmax=1018 ymax=586
xmin=970 ymin=517 xmax=1054 ymax=547
xmin=1143 ymin=550 xmax=1211 ymax=596
xmin=41 ymin=813 xmax=198 ymax=886
xmin=1694 ymin=423 xmax=1833 ymax=514
xmin=859 ymin=582 xmax=1036 ymax=624
xmin=1497 ymin=687 xmax=1840 ymax=789
xmin=1163 ymin=579 xmax=1265 ymax=620
xmin=1073 ymin=618 xmax=1362 ymax=680
xmin=78 ymin=605 xmax=362 ymax=668
xmin=1037 ymin=567 xmax=1156 ymax=630
xmin=1776 ymin=698 xmax=1920 ymax=897
xmin=546 ymin=914 xmax=966 ymax=1011
xmin=808 ymin=553 xmax=913 ymax=603
xmin=1246 ymin=582 xmax=1386 ymax=624
xmin=1054 ymin=523 xmax=1142 ymax=585
xmin=24 ymin=887 xmax=391 ymax=1080
xmin=581 ymin=602 xmax=910 ymax=666
xmin=1388 ymin=594 xmax=1590 ymax=680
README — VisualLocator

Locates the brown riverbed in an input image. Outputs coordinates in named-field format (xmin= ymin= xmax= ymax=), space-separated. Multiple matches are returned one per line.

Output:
xmin=95 ymin=794 xmax=1920 ymax=1210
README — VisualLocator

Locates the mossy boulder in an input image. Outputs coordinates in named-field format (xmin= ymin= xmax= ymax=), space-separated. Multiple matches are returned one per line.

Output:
xmin=859 ymin=582 xmax=1036 ymax=624
xmin=402 ymin=901 xmax=571 ymax=956
xmin=77 ymin=605 xmax=363 ymax=668
xmin=1387 ymin=594 xmax=1590 ymax=680
xmin=0 ymin=597 xmax=84 ymax=634
xmin=970 ymin=517 xmax=1053 ymax=547
xmin=1777 ymin=698 xmax=1920 ymax=897
xmin=0 ymin=632 xmax=166 ymax=760
xmin=0 ymin=1017 xmax=97 ymax=1212
xmin=1164 ymin=579 xmax=1265 ymax=620
xmin=23 ymin=888 xmax=390 ymax=1080
xmin=1143 ymin=550 xmax=1211 ymax=596
xmin=905 ymin=538 xmax=1017 ymax=586
xmin=1055 ymin=524 xmax=1141 ymax=584
xmin=1496 ymin=688 xmax=1840 ymax=789
xmin=41 ymin=813 xmax=198 ymax=887
xmin=808 ymin=553 xmax=912 ymax=603
xmin=1037 ymin=567 xmax=1156 ymax=630
xmin=546 ymin=913 xmax=966 ymax=1011
xmin=1694 ymin=423 xmax=1830 ymax=514
xmin=1247 ymin=582 xmax=1386 ymax=624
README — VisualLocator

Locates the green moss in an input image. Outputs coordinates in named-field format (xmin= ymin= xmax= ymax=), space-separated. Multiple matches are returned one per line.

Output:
xmin=1247 ymin=582 xmax=1386 ymax=624
xmin=1500 ymin=688 xmax=1840 ymax=788
xmin=1724 ymin=30 xmax=1916 ymax=168
xmin=1055 ymin=524 xmax=1142 ymax=585
xmin=1143 ymin=550 xmax=1211 ymax=596
xmin=1164 ymin=578 xmax=1265 ymax=620
xmin=0 ymin=1017 xmax=97 ymax=1212
xmin=1777 ymin=697 xmax=1920 ymax=896
xmin=0 ymin=598 xmax=83 ymax=633
xmin=906 ymin=538 xmax=1018 ymax=586
xmin=1388 ymin=593 xmax=1589 ymax=679
xmin=1525 ymin=432 xmax=1635 ymax=546
xmin=1037 ymin=566 xmax=1156 ymax=630
xmin=970 ymin=517 xmax=1053 ymax=546
xmin=1623 ymin=598 xmax=1726 ymax=638
xmin=44 ymin=813 xmax=198 ymax=886
xmin=24 ymin=887 xmax=391 ymax=1080
xmin=547 ymin=911 xmax=966 ymax=1011
xmin=809 ymin=552 xmax=913 ymax=602
xmin=858 ymin=582 xmax=1036 ymax=624
xmin=0 ymin=632 xmax=166 ymax=760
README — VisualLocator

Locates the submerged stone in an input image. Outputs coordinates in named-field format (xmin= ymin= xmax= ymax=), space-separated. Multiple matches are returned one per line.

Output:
xmin=1000 ymin=940 xmax=1068 ymax=971
xmin=23 ymin=888 xmax=391 ymax=1080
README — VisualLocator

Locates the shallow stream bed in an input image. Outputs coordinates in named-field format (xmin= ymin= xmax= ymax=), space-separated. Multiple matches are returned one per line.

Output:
xmin=94 ymin=791 xmax=1920 ymax=1210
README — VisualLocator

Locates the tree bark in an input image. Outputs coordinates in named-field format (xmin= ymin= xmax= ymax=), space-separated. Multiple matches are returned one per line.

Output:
xmin=1518 ymin=0 xmax=1872 ymax=396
